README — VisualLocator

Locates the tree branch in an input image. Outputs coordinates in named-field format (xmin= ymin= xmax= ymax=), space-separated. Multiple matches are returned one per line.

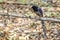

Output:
xmin=0 ymin=13 xmax=60 ymax=22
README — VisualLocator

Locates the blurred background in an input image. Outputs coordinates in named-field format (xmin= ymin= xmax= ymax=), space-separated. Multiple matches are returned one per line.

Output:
xmin=0 ymin=0 xmax=60 ymax=40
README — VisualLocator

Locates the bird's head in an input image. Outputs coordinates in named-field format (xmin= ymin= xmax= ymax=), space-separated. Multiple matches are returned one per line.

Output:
xmin=31 ymin=5 xmax=38 ymax=12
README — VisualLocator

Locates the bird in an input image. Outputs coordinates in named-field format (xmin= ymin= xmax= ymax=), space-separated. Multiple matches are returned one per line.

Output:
xmin=31 ymin=5 xmax=47 ymax=39
xmin=31 ymin=5 xmax=43 ymax=17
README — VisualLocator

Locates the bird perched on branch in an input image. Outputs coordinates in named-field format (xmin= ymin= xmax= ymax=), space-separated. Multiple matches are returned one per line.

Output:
xmin=31 ymin=5 xmax=43 ymax=17
xmin=31 ymin=5 xmax=47 ymax=39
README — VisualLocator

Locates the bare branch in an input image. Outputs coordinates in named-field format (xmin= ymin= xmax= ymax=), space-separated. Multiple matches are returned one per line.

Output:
xmin=0 ymin=13 xmax=60 ymax=22
xmin=40 ymin=17 xmax=60 ymax=22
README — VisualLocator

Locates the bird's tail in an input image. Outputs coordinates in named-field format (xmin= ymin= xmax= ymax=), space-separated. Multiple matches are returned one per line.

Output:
xmin=41 ymin=20 xmax=47 ymax=39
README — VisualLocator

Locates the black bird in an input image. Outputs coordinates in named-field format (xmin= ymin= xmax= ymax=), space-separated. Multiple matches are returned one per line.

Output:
xmin=31 ymin=5 xmax=47 ymax=40
xmin=31 ymin=5 xmax=43 ymax=17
